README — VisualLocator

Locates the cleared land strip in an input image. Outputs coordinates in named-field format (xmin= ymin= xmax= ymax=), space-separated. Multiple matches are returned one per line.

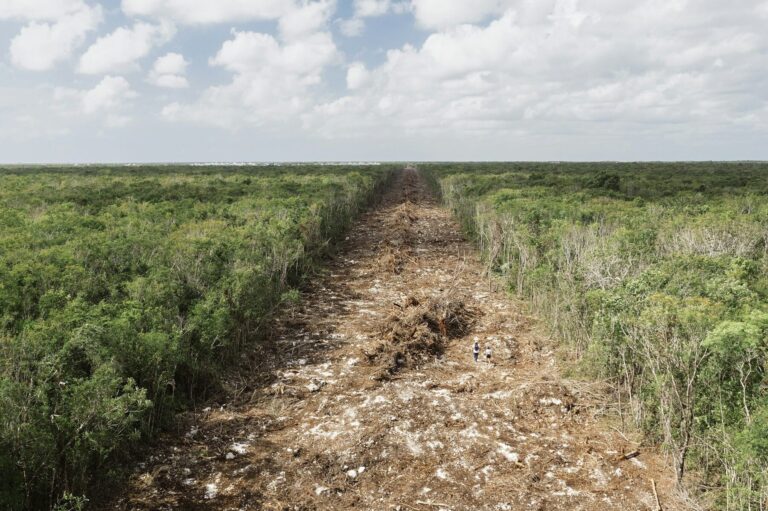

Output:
xmin=106 ymin=169 xmax=682 ymax=511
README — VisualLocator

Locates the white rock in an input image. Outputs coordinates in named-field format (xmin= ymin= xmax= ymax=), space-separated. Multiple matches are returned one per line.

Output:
xmin=230 ymin=442 xmax=249 ymax=455
xmin=225 ymin=452 xmax=235 ymax=460
xmin=315 ymin=486 xmax=329 ymax=495
xmin=497 ymin=443 xmax=520 ymax=463
xmin=204 ymin=483 xmax=218 ymax=499
xmin=346 ymin=469 xmax=358 ymax=478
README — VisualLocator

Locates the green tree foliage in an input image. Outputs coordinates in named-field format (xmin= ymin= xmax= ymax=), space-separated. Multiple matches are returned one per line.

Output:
xmin=0 ymin=164 xmax=395 ymax=509
xmin=423 ymin=162 xmax=768 ymax=509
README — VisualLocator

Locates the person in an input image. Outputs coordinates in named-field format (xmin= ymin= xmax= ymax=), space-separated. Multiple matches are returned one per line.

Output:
xmin=472 ymin=337 xmax=480 ymax=363
xmin=485 ymin=345 xmax=492 ymax=364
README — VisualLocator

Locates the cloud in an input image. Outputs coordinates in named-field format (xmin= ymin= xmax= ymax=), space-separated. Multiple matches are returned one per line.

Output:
xmin=305 ymin=0 xmax=768 ymax=141
xmin=163 ymin=27 xmax=338 ymax=128
xmin=121 ymin=0 xmax=293 ymax=24
xmin=160 ymin=1 xmax=338 ymax=128
xmin=409 ymin=0 xmax=510 ymax=29
xmin=82 ymin=76 xmax=136 ymax=114
xmin=148 ymin=52 xmax=189 ymax=88
xmin=337 ymin=0 xmax=409 ymax=37
xmin=5 ymin=2 xmax=102 ymax=71
xmin=0 ymin=0 xmax=90 ymax=21
xmin=211 ymin=29 xmax=335 ymax=75
xmin=355 ymin=0 xmax=390 ymax=17
xmin=55 ymin=75 xmax=137 ymax=127
xmin=279 ymin=0 xmax=336 ymax=40
xmin=338 ymin=17 xmax=365 ymax=37
xmin=4 ymin=0 xmax=768 ymax=160
xmin=757 ymin=1 xmax=768 ymax=17
xmin=78 ymin=21 xmax=176 ymax=74
xmin=354 ymin=0 xmax=410 ymax=17
xmin=121 ymin=0 xmax=337 ymax=41
xmin=346 ymin=62 xmax=370 ymax=90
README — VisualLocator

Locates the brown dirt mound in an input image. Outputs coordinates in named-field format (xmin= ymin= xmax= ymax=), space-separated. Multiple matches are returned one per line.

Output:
xmin=363 ymin=295 xmax=480 ymax=379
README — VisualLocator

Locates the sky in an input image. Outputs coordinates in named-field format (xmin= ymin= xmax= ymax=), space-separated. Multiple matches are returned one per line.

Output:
xmin=1 ymin=0 xmax=767 ymax=163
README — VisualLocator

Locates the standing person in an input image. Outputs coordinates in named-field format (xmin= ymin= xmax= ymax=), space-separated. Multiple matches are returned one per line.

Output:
xmin=472 ymin=337 xmax=480 ymax=363
xmin=485 ymin=345 xmax=492 ymax=365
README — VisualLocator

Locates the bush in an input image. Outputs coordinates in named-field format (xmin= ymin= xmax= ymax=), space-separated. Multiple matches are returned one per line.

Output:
xmin=0 ymin=164 xmax=395 ymax=508
xmin=422 ymin=162 xmax=768 ymax=508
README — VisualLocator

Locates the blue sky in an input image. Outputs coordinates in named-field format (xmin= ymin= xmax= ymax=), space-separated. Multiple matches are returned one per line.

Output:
xmin=1 ymin=0 xmax=767 ymax=163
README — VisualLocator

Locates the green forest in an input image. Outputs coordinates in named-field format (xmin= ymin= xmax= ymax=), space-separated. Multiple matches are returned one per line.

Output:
xmin=0 ymin=165 xmax=395 ymax=510
xmin=423 ymin=162 xmax=768 ymax=509
xmin=3 ymin=162 xmax=767 ymax=510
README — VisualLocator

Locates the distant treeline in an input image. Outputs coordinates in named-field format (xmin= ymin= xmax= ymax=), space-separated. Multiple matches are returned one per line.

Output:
xmin=423 ymin=162 xmax=768 ymax=510
xmin=0 ymin=165 xmax=395 ymax=510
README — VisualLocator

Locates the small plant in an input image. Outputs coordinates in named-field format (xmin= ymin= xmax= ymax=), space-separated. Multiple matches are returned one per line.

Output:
xmin=53 ymin=493 xmax=89 ymax=511
xmin=281 ymin=288 xmax=302 ymax=318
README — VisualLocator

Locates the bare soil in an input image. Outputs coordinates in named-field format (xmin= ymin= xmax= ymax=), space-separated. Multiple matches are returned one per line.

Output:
xmin=104 ymin=169 xmax=684 ymax=511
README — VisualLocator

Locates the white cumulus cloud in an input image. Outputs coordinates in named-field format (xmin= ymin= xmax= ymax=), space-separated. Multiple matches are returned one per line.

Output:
xmin=4 ymin=0 xmax=768 ymax=160
xmin=305 ymin=0 xmax=768 ymax=144
xmin=346 ymin=62 xmax=370 ymax=90
xmin=5 ymin=1 xmax=102 ymax=71
xmin=78 ymin=21 xmax=176 ymax=74
xmin=409 ymin=0 xmax=510 ymax=29
xmin=55 ymin=75 xmax=137 ymax=127
xmin=82 ymin=76 xmax=136 ymax=114
xmin=338 ymin=17 xmax=365 ymax=37
xmin=163 ymin=27 xmax=338 ymax=128
xmin=121 ymin=0 xmax=293 ymax=24
xmin=148 ymin=52 xmax=189 ymax=88
xmin=279 ymin=0 xmax=336 ymax=40
xmin=355 ymin=0 xmax=390 ymax=17
xmin=0 ymin=0 xmax=90 ymax=20
xmin=339 ymin=0 xmax=408 ymax=37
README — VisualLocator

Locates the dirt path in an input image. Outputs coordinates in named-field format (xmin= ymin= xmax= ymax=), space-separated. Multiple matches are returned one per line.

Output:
xmin=107 ymin=169 xmax=682 ymax=511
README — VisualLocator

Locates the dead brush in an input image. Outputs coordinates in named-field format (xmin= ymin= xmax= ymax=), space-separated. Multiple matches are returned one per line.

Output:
xmin=393 ymin=201 xmax=417 ymax=224
xmin=363 ymin=294 xmax=480 ymax=379
xmin=376 ymin=245 xmax=413 ymax=274
xmin=381 ymin=202 xmax=417 ymax=249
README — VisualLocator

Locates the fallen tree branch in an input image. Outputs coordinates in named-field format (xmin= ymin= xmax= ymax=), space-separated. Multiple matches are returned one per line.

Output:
xmin=651 ymin=478 xmax=662 ymax=511
xmin=616 ymin=450 xmax=641 ymax=462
